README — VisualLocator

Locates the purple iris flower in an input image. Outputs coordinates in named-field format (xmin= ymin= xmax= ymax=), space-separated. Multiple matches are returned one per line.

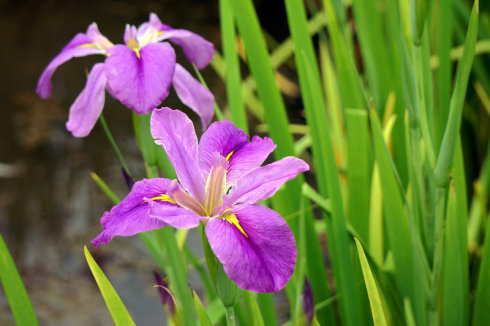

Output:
xmin=36 ymin=13 xmax=215 ymax=137
xmin=91 ymin=107 xmax=309 ymax=293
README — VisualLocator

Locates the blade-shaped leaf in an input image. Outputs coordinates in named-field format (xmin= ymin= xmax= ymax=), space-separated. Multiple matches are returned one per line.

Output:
xmin=354 ymin=238 xmax=388 ymax=326
xmin=84 ymin=246 xmax=136 ymax=326
xmin=0 ymin=234 xmax=39 ymax=326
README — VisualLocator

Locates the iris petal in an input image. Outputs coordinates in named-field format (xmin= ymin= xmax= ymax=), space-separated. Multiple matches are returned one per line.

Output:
xmin=205 ymin=204 xmax=296 ymax=292
xmin=172 ymin=64 xmax=214 ymax=131
xmin=92 ymin=178 xmax=173 ymax=247
xmin=66 ymin=63 xmax=107 ymax=137
xmin=150 ymin=108 xmax=205 ymax=202
xmin=198 ymin=121 xmax=276 ymax=183
xmin=225 ymin=156 xmax=309 ymax=205
xmin=198 ymin=121 xmax=249 ymax=175
xmin=157 ymin=29 xmax=214 ymax=69
xmin=36 ymin=29 xmax=104 ymax=98
xmin=105 ymin=43 xmax=176 ymax=114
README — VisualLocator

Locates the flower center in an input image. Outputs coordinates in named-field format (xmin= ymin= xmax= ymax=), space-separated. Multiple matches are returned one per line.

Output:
xmin=126 ymin=38 xmax=141 ymax=59
xmin=204 ymin=154 xmax=228 ymax=216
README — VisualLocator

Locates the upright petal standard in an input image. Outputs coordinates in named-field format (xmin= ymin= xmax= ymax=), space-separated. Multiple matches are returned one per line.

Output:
xmin=36 ymin=13 xmax=215 ymax=137
xmin=92 ymin=107 xmax=309 ymax=293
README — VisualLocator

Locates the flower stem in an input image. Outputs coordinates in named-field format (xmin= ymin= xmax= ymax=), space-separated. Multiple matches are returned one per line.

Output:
xmin=225 ymin=306 xmax=236 ymax=326
xmin=99 ymin=114 xmax=133 ymax=177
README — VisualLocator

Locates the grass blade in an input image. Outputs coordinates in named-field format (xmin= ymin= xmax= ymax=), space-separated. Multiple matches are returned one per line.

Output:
xmin=285 ymin=1 xmax=364 ymax=324
xmin=0 ymin=234 xmax=39 ymax=326
xmin=434 ymin=0 xmax=479 ymax=186
xmin=220 ymin=0 xmax=248 ymax=133
xmin=193 ymin=291 xmax=213 ymax=326
xmin=441 ymin=186 xmax=465 ymax=326
xmin=346 ymin=109 xmax=371 ymax=244
xmin=370 ymin=110 xmax=426 ymax=325
xmin=472 ymin=210 xmax=490 ymax=326
xmin=354 ymin=238 xmax=388 ymax=326
xmin=84 ymin=246 xmax=136 ymax=326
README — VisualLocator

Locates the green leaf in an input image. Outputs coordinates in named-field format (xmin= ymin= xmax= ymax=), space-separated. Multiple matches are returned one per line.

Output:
xmin=220 ymin=0 xmax=248 ymax=133
xmin=346 ymin=109 xmax=371 ymax=244
xmin=156 ymin=228 xmax=197 ymax=326
xmin=192 ymin=291 xmax=213 ymax=326
xmin=354 ymin=238 xmax=388 ymax=326
xmin=472 ymin=211 xmax=490 ymax=325
xmin=0 ymin=234 xmax=39 ymax=326
xmin=84 ymin=246 xmax=136 ymax=326
xmin=244 ymin=292 xmax=265 ymax=326
xmin=370 ymin=110 xmax=427 ymax=325
xmin=257 ymin=294 xmax=277 ymax=326
xmin=441 ymin=186 xmax=465 ymax=326
xmin=89 ymin=171 xmax=120 ymax=205
xmin=434 ymin=0 xmax=479 ymax=186
xmin=284 ymin=1 xmax=363 ymax=325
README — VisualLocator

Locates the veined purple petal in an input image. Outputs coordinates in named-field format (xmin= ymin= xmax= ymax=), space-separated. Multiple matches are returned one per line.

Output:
xmin=198 ymin=121 xmax=276 ymax=183
xmin=148 ymin=196 xmax=205 ymax=229
xmin=150 ymin=108 xmax=205 ymax=202
xmin=66 ymin=63 xmax=107 ymax=137
xmin=198 ymin=121 xmax=249 ymax=175
xmin=226 ymin=136 xmax=276 ymax=184
xmin=225 ymin=157 xmax=309 ymax=205
xmin=172 ymin=64 xmax=214 ymax=131
xmin=205 ymin=204 xmax=296 ymax=292
xmin=157 ymin=29 xmax=214 ymax=69
xmin=105 ymin=43 xmax=176 ymax=115
xmin=91 ymin=178 xmax=173 ymax=247
xmin=36 ymin=29 xmax=104 ymax=99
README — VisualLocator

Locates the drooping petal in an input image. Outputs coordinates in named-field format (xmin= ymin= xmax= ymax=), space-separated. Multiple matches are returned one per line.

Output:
xmin=225 ymin=157 xmax=309 ymax=205
xmin=150 ymin=108 xmax=205 ymax=201
xmin=205 ymin=204 xmax=296 ymax=292
xmin=198 ymin=120 xmax=249 ymax=174
xmin=157 ymin=29 xmax=214 ymax=69
xmin=66 ymin=63 xmax=107 ymax=137
xmin=105 ymin=43 xmax=176 ymax=114
xmin=91 ymin=178 xmax=174 ymax=247
xmin=172 ymin=64 xmax=214 ymax=131
xmin=36 ymin=26 xmax=106 ymax=98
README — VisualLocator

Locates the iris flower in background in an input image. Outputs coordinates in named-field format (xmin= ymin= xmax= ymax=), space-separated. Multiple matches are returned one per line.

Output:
xmin=36 ymin=13 xmax=214 ymax=137
xmin=92 ymin=107 xmax=309 ymax=293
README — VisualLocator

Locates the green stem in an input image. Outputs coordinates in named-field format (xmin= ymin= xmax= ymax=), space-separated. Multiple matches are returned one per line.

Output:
xmin=99 ymin=114 xmax=132 ymax=177
xmin=225 ymin=306 xmax=236 ymax=326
